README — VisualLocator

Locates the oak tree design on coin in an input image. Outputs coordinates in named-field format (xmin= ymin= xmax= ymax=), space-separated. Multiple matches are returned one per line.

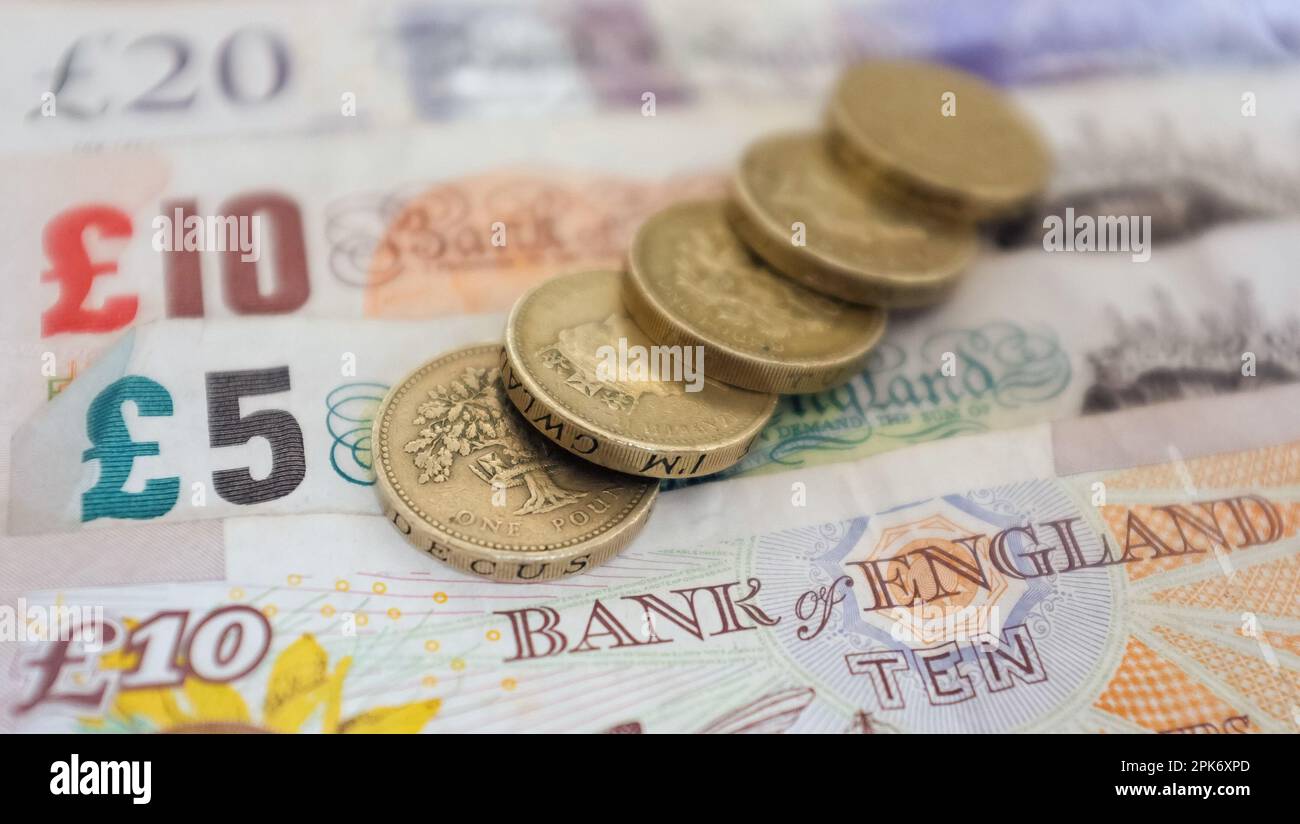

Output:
xmin=502 ymin=270 xmax=778 ymax=479
xmin=728 ymin=132 xmax=976 ymax=307
xmin=627 ymin=199 xmax=887 ymax=392
xmin=403 ymin=362 xmax=585 ymax=515
xmin=373 ymin=344 xmax=657 ymax=582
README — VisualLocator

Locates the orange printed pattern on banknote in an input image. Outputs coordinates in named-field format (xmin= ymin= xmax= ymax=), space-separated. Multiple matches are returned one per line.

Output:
xmin=1094 ymin=636 xmax=1254 ymax=733
xmin=345 ymin=170 xmax=725 ymax=317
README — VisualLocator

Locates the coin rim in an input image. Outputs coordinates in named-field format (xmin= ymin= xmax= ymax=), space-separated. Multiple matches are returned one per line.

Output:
xmin=827 ymin=60 xmax=1051 ymax=218
xmin=371 ymin=343 xmax=658 ymax=578
xmin=728 ymin=131 xmax=977 ymax=308
xmin=626 ymin=198 xmax=887 ymax=393
xmin=502 ymin=270 xmax=778 ymax=478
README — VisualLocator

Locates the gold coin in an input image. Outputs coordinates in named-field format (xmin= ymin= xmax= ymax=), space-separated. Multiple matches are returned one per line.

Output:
xmin=729 ymin=131 xmax=976 ymax=307
xmin=626 ymin=199 xmax=886 ymax=393
xmin=828 ymin=60 xmax=1050 ymax=220
xmin=502 ymin=270 xmax=777 ymax=479
xmin=373 ymin=344 xmax=657 ymax=582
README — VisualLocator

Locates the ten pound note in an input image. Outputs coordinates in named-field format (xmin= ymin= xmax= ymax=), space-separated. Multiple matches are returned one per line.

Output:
xmin=4 ymin=382 xmax=1298 ymax=732
xmin=5 ymin=65 xmax=1300 ymax=455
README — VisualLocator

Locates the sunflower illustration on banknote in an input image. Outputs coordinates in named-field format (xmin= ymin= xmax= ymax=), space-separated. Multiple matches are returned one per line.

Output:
xmin=82 ymin=632 xmax=440 ymax=734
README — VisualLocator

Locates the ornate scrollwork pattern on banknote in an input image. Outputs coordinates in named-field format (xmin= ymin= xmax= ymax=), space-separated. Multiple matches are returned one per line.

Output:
xmin=742 ymin=321 xmax=1069 ymax=472
xmin=326 ymin=382 xmax=388 ymax=486
xmin=327 ymin=172 xmax=723 ymax=317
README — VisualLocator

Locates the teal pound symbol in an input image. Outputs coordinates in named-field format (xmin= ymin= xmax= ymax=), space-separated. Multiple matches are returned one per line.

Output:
xmin=81 ymin=375 xmax=180 ymax=522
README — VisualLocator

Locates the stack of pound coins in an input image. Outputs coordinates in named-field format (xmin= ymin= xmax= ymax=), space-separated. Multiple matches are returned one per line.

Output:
xmin=373 ymin=60 xmax=1050 ymax=582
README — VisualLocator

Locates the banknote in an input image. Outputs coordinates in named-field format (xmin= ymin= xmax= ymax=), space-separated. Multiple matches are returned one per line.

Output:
xmin=703 ymin=214 xmax=1300 ymax=485
xmin=6 ymin=65 xmax=1300 ymax=494
xmin=5 ymin=382 xmax=1297 ymax=732
xmin=0 ymin=100 xmax=792 ymax=449
xmin=5 ymin=0 xmax=1296 ymax=150
xmin=7 ymin=66 xmax=1295 ymax=409
xmin=846 ymin=0 xmax=1300 ymax=84
xmin=6 ymin=316 xmax=504 ymax=538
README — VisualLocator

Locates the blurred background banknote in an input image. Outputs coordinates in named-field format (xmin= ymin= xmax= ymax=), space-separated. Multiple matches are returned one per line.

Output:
xmin=3 ymin=0 xmax=1300 ymax=733
xmin=2 ymin=0 xmax=1299 ymax=150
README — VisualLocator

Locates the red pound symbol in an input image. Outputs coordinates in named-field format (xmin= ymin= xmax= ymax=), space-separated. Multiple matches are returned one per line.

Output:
xmin=41 ymin=204 xmax=138 ymax=336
